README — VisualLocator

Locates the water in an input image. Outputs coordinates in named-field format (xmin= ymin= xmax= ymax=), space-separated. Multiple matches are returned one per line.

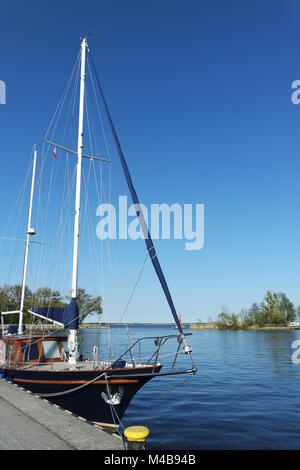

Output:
xmin=80 ymin=326 xmax=300 ymax=450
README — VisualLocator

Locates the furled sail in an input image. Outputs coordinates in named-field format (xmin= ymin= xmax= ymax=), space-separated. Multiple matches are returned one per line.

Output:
xmin=89 ymin=53 xmax=184 ymax=335
xmin=30 ymin=298 xmax=79 ymax=330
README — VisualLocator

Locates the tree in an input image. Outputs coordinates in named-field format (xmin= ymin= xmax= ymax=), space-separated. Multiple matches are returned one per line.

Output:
xmin=239 ymin=308 xmax=249 ymax=324
xmin=0 ymin=284 xmax=32 ymax=324
xmin=278 ymin=293 xmax=296 ymax=323
xmin=0 ymin=284 xmax=103 ymax=326
xmin=213 ymin=291 xmax=296 ymax=329
xmin=261 ymin=291 xmax=283 ymax=325
xmin=243 ymin=302 xmax=264 ymax=327
xmin=215 ymin=311 xmax=240 ymax=329
xmin=75 ymin=288 xmax=103 ymax=323
xmin=31 ymin=287 xmax=66 ymax=308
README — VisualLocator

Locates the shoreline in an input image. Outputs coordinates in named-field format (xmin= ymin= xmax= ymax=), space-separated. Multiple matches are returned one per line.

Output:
xmin=1 ymin=323 xmax=296 ymax=332
xmin=189 ymin=324 xmax=294 ymax=331
xmin=82 ymin=323 xmax=296 ymax=331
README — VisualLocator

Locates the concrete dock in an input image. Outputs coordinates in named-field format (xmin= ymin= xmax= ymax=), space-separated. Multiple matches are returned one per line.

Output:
xmin=0 ymin=378 xmax=123 ymax=450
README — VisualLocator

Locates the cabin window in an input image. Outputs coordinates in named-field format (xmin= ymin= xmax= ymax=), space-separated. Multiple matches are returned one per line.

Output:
xmin=21 ymin=342 xmax=40 ymax=361
xmin=43 ymin=341 xmax=61 ymax=359
xmin=61 ymin=341 xmax=68 ymax=353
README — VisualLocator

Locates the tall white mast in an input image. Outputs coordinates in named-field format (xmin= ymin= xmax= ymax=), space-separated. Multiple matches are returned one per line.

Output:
xmin=18 ymin=146 xmax=37 ymax=335
xmin=68 ymin=37 xmax=87 ymax=365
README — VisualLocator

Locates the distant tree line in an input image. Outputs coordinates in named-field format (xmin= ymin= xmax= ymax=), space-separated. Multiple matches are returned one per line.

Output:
xmin=0 ymin=285 xmax=102 ymax=325
xmin=214 ymin=291 xmax=299 ymax=329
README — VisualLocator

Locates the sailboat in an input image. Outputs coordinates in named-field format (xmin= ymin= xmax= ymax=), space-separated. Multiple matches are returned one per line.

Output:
xmin=0 ymin=37 xmax=196 ymax=427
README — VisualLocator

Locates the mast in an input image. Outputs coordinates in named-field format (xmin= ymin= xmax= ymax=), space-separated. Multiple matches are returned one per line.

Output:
xmin=68 ymin=36 xmax=87 ymax=366
xmin=18 ymin=146 xmax=37 ymax=335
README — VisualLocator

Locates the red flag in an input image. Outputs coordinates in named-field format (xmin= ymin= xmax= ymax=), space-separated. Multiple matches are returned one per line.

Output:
xmin=53 ymin=147 xmax=57 ymax=159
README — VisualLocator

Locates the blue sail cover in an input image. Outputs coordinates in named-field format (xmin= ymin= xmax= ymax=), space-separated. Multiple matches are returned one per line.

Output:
xmin=31 ymin=298 xmax=79 ymax=330
xmin=89 ymin=53 xmax=183 ymax=335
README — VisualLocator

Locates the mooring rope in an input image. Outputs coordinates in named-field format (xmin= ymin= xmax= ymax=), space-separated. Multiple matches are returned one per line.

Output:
xmin=38 ymin=370 xmax=106 ymax=398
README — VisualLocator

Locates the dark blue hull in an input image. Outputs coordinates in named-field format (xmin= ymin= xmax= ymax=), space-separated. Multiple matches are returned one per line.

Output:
xmin=5 ymin=366 xmax=160 ymax=425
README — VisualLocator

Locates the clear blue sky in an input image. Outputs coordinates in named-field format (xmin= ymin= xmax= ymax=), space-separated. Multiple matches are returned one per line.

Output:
xmin=1 ymin=0 xmax=300 ymax=323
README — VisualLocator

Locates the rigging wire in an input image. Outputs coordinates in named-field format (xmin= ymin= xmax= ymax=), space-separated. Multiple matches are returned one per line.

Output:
xmin=43 ymin=51 xmax=81 ymax=141
xmin=2 ymin=40 xmax=190 ymax=365
xmin=32 ymin=52 xmax=81 ymax=306
xmin=87 ymin=48 xmax=184 ymax=335
xmin=86 ymin=53 xmax=165 ymax=350
xmin=1 ymin=152 xmax=34 ymax=288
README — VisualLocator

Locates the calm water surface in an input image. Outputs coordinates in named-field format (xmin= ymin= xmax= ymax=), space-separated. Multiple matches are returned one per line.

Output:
xmin=80 ymin=326 xmax=300 ymax=450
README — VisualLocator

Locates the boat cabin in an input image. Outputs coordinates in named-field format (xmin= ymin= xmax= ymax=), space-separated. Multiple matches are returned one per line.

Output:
xmin=0 ymin=335 xmax=68 ymax=367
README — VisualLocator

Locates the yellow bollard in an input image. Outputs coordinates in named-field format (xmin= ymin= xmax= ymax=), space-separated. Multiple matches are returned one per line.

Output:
xmin=124 ymin=425 xmax=150 ymax=450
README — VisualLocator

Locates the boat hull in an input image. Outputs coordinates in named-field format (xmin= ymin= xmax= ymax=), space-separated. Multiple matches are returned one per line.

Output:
xmin=5 ymin=366 xmax=160 ymax=425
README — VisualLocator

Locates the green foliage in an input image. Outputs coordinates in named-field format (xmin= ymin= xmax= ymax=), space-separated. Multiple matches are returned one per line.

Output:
xmin=75 ymin=287 xmax=103 ymax=322
xmin=32 ymin=287 xmax=66 ymax=308
xmin=0 ymin=284 xmax=32 ymax=324
xmin=0 ymin=284 xmax=102 ymax=325
xmin=277 ymin=293 xmax=296 ymax=323
xmin=215 ymin=311 xmax=240 ymax=330
xmin=214 ymin=291 xmax=296 ymax=329
xmin=258 ymin=291 xmax=296 ymax=326
xmin=261 ymin=291 xmax=280 ymax=325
